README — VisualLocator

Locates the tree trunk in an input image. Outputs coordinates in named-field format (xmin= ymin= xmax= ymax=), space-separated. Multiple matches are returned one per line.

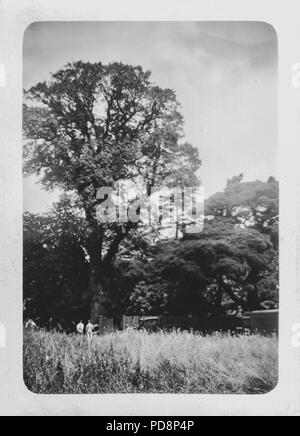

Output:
xmin=245 ymin=271 xmax=261 ymax=311
xmin=246 ymin=284 xmax=260 ymax=311
xmin=89 ymin=262 xmax=108 ymax=323
xmin=87 ymin=224 xmax=130 ymax=322
xmin=175 ymin=222 xmax=179 ymax=240
xmin=223 ymin=283 xmax=246 ymax=311
xmin=214 ymin=280 xmax=223 ymax=316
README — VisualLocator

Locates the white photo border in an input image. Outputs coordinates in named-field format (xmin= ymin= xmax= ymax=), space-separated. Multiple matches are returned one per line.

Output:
xmin=0 ymin=0 xmax=299 ymax=416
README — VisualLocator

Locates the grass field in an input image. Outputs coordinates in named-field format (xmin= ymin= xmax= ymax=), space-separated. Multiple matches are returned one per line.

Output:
xmin=24 ymin=329 xmax=278 ymax=394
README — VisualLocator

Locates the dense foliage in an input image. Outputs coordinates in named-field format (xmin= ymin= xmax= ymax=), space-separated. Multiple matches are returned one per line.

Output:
xmin=24 ymin=177 xmax=279 ymax=324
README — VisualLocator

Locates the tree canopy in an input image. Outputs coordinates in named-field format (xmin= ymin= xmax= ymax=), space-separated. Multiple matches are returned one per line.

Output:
xmin=206 ymin=175 xmax=278 ymax=230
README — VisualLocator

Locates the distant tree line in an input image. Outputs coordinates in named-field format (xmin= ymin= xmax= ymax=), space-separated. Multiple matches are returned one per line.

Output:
xmin=24 ymin=176 xmax=279 ymax=326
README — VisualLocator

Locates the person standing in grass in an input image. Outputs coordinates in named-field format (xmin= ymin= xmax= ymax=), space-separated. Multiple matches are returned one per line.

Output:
xmin=86 ymin=320 xmax=98 ymax=342
xmin=76 ymin=320 xmax=84 ymax=335
xmin=25 ymin=319 xmax=38 ymax=331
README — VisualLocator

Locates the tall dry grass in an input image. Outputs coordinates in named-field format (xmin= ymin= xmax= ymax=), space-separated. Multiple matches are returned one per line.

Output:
xmin=24 ymin=329 xmax=278 ymax=394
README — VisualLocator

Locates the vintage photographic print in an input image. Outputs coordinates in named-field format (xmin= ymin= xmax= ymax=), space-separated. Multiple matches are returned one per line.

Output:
xmin=23 ymin=21 xmax=279 ymax=395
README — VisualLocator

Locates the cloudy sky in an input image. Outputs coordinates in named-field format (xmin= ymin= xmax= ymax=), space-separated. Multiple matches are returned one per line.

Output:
xmin=23 ymin=21 xmax=278 ymax=213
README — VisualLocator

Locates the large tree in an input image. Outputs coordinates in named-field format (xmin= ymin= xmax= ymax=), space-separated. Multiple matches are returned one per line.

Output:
xmin=125 ymin=224 xmax=277 ymax=316
xmin=23 ymin=61 xmax=201 ymax=322
xmin=123 ymin=175 xmax=279 ymax=316
xmin=202 ymin=176 xmax=279 ymax=310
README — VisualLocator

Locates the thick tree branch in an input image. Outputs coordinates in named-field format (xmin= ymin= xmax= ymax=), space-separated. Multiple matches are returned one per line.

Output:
xmin=103 ymin=223 xmax=133 ymax=265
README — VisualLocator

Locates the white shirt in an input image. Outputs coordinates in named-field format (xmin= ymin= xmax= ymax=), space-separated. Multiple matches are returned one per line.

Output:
xmin=86 ymin=323 xmax=94 ymax=334
xmin=77 ymin=322 xmax=84 ymax=334
xmin=26 ymin=320 xmax=37 ymax=329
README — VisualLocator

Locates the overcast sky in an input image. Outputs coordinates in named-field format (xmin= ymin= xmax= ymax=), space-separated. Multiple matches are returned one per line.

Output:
xmin=23 ymin=21 xmax=278 ymax=213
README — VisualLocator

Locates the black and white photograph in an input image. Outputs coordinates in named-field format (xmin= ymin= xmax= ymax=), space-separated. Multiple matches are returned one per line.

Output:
xmin=22 ymin=21 xmax=279 ymax=395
